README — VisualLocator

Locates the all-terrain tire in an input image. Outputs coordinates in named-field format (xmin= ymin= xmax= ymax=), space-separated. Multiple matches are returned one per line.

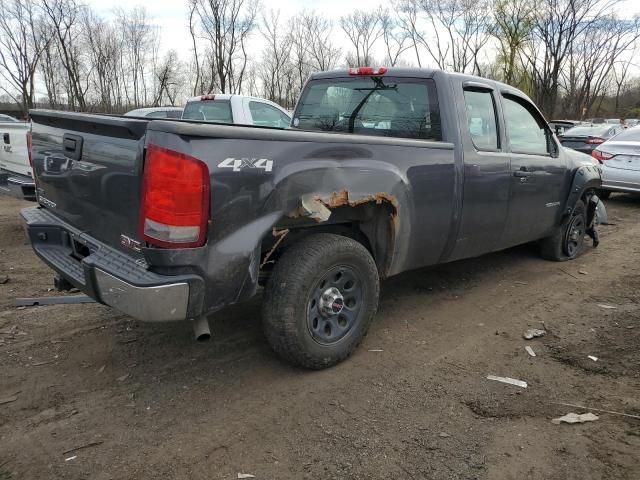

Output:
xmin=539 ymin=199 xmax=587 ymax=261
xmin=262 ymin=233 xmax=380 ymax=369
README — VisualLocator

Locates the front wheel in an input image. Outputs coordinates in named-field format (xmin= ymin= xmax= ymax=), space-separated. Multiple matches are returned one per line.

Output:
xmin=539 ymin=199 xmax=587 ymax=261
xmin=262 ymin=233 xmax=380 ymax=369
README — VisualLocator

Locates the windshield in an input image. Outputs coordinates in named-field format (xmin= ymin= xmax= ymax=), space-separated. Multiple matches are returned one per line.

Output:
xmin=182 ymin=100 xmax=233 ymax=123
xmin=294 ymin=77 xmax=442 ymax=141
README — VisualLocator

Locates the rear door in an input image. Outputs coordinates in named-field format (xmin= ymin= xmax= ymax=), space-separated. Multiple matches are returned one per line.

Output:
xmin=448 ymin=82 xmax=511 ymax=261
xmin=500 ymin=94 xmax=567 ymax=246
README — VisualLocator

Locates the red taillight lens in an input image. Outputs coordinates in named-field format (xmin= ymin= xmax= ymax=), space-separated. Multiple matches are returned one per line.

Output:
xmin=200 ymin=94 xmax=216 ymax=101
xmin=348 ymin=66 xmax=388 ymax=76
xmin=592 ymin=150 xmax=614 ymax=161
xmin=585 ymin=136 xmax=605 ymax=144
xmin=139 ymin=145 xmax=210 ymax=248
xmin=26 ymin=131 xmax=34 ymax=177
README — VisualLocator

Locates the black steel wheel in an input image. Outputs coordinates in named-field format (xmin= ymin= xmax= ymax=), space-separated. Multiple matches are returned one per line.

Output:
xmin=262 ymin=233 xmax=380 ymax=369
xmin=540 ymin=199 xmax=587 ymax=261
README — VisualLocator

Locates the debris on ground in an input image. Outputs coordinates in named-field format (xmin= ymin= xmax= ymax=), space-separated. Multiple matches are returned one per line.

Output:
xmin=97 ymin=365 xmax=105 ymax=374
xmin=368 ymin=349 xmax=384 ymax=352
xmin=237 ymin=474 xmax=256 ymax=479
xmin=551 ymin=412 xmax=599 ymax=425
xmin=578 ymin=270 xmax=588 ymax=275
xmin=514 ymin=281 xmax=528 ymax=285
xmin=439 ymin=432 xmax=450 ymax=438
xmin=0 ymin=275 xmax=8 ymax=284
xmin=486 ymin=375 xmax=527 ymax=388
xmin=116 ymin=374 xmax=130 ymax=382
xmin=587 ymin=355 xmax=598 ymax=361
xmin=551 ymin=402 xmax=640 ymax=420
xmin=62 ymin=441 xmax=104 ymax=456
xmin=525 ymin=346 xmax=536 ymax=357
xmin=0 ymin=395 xmax=19 ymax=405
xmin=597 ymin=304 xmax=617 ymax=310
xmin=64 ymin=456 xmax=77 ymax=462
xmin=523 ymin=328 xmax=546 ymax=340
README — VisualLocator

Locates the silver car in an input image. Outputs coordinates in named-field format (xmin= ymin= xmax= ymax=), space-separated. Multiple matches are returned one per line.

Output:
xmin=593 ymin=127 xmax=640 ymax=197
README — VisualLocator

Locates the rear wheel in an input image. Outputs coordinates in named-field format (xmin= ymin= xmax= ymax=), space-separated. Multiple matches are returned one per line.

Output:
xmin=539 ymin=200 xmax=587 ymax=261
xmin=262 ymin=233 xmax=380 ymax=369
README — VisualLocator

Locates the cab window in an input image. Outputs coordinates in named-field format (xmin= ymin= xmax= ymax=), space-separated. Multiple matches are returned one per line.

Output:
xmin=249 ymin=102 xmax=290 ymax=128
xmin=502 ymin=95 xmax=552 ymax=156
xmin=463 ymin=89 xmax=499 ymax=150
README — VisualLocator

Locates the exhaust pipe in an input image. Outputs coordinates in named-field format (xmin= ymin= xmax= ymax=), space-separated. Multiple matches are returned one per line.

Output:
xmin=192 ymin=316 xmax=211 ymax=342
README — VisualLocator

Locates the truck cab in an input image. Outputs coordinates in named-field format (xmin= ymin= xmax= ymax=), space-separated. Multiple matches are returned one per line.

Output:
xmin=181 ymin=94 xmax=291 ymax=128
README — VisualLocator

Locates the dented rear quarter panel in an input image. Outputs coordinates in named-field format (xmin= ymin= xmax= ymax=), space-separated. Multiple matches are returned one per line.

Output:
xmin=144 ymin=121 xmax=459 ymax=314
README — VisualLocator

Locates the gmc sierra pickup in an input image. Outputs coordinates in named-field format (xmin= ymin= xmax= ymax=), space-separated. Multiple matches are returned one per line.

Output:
xmin=22 ymin=68 xmax=601 ymax=369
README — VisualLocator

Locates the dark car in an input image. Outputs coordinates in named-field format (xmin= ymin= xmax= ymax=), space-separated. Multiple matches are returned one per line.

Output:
xmin=549 ymin=120 xmax=581 ymax=136
xmin=558 ymin=124 xmax=624 ymax=154
xmin=22 ymin=68 xmax=602 ymax=369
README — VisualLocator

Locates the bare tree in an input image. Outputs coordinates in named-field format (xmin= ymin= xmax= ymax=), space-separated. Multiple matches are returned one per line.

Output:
xmin=524 ymin=0 xmax=622 ymax=117
xmin=0 ymin=0 xmax=48 ymax=114
xmin=41 ymin=0 xmax=89 ymax=110
xmin=340 ymin=9 xmax=384 ymax=66
xmin=192 ymin=0 xmax=260 ymax=94
xmin=299 ymin=12 xmax=342 ymax=72
xmin=259 ymin=10 xmax=293 ymax=105
xmin=491 ymin=0 xmax=534 ymax=86
xmin=379 ymin=8 xmax=411 ymax=66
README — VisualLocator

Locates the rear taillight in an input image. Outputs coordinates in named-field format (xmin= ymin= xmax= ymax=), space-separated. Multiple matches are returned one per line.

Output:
xmin=139 ymin=144 xmax=210 ymax=248
xmin=585 ymin=136 xmax=605 ymax=144
xmin=200 ymin=94 xmax=216 ymax=101
xmin=26 ymin=131 xmax=34 ymax=177
xmin=592 ymin=150 xmax=614 ymax=161
xmin=348 ymin=66 xmax=387 ymax=76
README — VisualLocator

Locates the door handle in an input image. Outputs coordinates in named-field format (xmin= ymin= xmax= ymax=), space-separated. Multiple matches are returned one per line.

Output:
xmin=513 ymin=170 xmax=532 ymax=177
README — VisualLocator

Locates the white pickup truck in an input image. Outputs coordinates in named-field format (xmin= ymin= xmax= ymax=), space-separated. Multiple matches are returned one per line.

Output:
xmin=181 ymin=94 xmax=291 ymax=127
xmin=0 ymin=118 xmax=34 ymax=201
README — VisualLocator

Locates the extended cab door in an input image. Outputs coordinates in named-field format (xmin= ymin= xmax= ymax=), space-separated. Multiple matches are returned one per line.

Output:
xmin=500 ymin=93 xmax=566 ymax=247
xmin=448 ymin=82 xmax=511 ymax=261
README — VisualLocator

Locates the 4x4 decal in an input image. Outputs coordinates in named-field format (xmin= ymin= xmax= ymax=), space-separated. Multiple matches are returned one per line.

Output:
xmin=217 ymin=157 xmax=273 ymax=172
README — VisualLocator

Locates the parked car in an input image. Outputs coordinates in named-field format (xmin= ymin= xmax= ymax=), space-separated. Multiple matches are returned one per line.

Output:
xmin=124 ymin=107 xmax=183 ymax=118
xmin=181 ymin=94 xmax=291 ymax=127
xmin=592 ymin=126 xmax=640 ymax=198
xmin=558 ymin=124 xmax=624 ymax=154
xmin=0 ymin=120 xmax=35 ymax=200
xmin=625 ymin=119 xmax=639 ymax=127
xmin=0 ymin=113 xmax=19 ymax=122
xmin=549 ymin=119 xmax=581 ymax=136
xmin=22 ymin=68 xmax=602 ymax=369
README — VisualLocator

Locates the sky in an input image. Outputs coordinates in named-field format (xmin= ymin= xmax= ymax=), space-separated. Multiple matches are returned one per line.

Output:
xmin=87 ymin=0 xmax=640 ymax=72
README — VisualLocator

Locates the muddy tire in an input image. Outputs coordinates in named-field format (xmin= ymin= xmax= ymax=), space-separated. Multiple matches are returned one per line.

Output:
xmin=539 ymin=200 xmax=587 ymax=261
xmin=262 ymin=233 xmax=380 ymax=369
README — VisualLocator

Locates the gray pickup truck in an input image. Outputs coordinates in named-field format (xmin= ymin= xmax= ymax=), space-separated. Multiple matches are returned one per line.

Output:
xmin=22 ymin=68 xmax=601 ymax=368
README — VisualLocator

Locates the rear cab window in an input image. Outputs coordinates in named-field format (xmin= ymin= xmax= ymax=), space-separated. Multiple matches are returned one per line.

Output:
xmin=182 ymin=100 xmax=233 ymax=123
xmin=293 ymin=77 xmax=442 ymax=141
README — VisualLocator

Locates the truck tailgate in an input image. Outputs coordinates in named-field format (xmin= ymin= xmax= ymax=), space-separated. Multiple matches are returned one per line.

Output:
xmin=30 ymin=111 xmax=148 ymax=253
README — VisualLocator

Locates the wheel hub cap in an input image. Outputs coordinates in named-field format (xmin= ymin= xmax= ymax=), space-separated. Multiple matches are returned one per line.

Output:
xmin=319 ymin=287 xmax=345 ymax=316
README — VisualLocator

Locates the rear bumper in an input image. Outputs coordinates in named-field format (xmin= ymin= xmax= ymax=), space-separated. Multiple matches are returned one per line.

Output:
xmin=21 ymin=206 xmax=205 ymax=322
xmin=0 ymin=170 xmax=36 ymax=201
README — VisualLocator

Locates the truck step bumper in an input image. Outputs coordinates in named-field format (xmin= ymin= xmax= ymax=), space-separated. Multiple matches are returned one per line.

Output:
xmin=0 ymin=170 xmax=36 ymax=201
xmin=21 ymin=206 xmax=204 ymax=322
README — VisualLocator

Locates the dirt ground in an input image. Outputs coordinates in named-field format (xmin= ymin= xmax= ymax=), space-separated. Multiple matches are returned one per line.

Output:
xmin=0 ymin=194 xmax=639 ymax=480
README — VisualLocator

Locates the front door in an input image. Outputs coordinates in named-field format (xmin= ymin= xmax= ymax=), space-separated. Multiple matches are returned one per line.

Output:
xmin=500 ymin=94 xmax=566 ymax=247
